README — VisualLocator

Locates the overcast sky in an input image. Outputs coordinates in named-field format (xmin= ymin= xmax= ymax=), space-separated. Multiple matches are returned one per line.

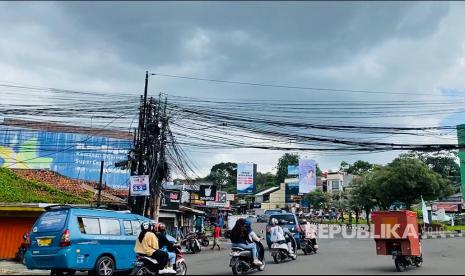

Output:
xmin=2 ymin=1 xmax=465 ymax=175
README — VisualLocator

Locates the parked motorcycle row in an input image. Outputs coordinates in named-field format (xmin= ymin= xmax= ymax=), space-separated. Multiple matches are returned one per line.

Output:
xmin=229 ymin=232 xmax=318 ymax=275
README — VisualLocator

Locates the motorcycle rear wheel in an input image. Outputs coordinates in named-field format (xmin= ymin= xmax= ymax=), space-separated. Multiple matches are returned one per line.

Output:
xmin=273 ymin=254 xmax=282 ymax=264
xmin=231 ymin=262 xmax=242 ymax=275
xmin=395 ymin=257 xmax=407 ymax=272
xmin=201 ymin=239 xmax=210 ymax=247
xmin=131 ymin=266 xmax=154 ymax=276
xmin=414 ymin=255 xmax=423 ymax=268
xmin=176 ymin=261 xmax=187 ymax=275
xmin=302 ymin=247 xmax=308 ymax=255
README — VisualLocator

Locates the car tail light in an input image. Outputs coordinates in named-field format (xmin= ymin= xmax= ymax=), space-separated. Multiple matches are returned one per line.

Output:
xmin=60 ymin=229 xmax=71 ymax=247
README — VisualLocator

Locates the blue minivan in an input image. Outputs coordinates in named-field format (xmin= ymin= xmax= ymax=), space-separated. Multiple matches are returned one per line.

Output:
xmin=25 ymin=205 xmax=149 ymax=275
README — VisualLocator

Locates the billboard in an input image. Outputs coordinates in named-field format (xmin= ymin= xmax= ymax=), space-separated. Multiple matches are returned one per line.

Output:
xmin=130 ymin=175 xmax=150 ymax=196
xmin=287 ymin=165 xmax=299 ymax=176
xmin=161 ymin=190 xmax=180 ymax=210
xmin=200 ymin=185 xmax=217 ymax=201
xmin=285 ymin=178 xmax=300 ymax=204
xmin=299 ymin=159 xmax=317 ymax=194
xmin=0 ymin=125 xmax=131 ymax=189
xmin=237 ymin=163 xmax=256 ymax=194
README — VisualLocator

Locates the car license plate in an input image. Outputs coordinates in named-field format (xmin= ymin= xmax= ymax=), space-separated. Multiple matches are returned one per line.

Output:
xmin=37 ymin=238 xmax=53 ymax=247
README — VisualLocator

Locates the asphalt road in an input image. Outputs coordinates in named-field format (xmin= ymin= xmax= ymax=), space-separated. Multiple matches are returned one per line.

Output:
xmin=5 ymin=222 xmax=465 ymax=275
xmin=187 ymin=237 xmax=465 ymax=275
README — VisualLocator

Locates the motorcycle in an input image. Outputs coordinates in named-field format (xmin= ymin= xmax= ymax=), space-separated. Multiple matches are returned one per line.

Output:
xmin=230 ymin=241 xmax=265 ymax=275
xmin=195 ymin=232 xmax=210 ymax=247
xmin=181 ymin=232 xmax=201 ymax=254
xmin=270 ymin=232 xmax=297 ymax=264
xmin=393 ymin=252 xmax=423 ymax=272
xmin=300 ymin=238 xmax=318 ymax=255
xmin=132 ymin=234 xmax=187 ymax=275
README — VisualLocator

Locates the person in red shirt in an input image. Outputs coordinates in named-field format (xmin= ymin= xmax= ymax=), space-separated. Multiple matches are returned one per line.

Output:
xmin=211 ymin=224 xmax=221 ymax=250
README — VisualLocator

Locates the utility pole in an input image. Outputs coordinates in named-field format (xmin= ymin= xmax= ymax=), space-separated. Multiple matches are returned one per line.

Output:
xmin=130 ymin=72 xmax=170 ymax=219
xmin=152 ymin=96 xmax=168 ymax=221
xmin=130 ymin=71 xmax=150 ymax=216
xmin=97 ymin=160 xmax=104 ymax=207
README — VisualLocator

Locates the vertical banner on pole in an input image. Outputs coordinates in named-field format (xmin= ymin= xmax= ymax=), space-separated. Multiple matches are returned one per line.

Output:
xmin=237 ymin=163 xmax=256 ymax=194
xmin=299 ymin=159 xmax=316 ymax=194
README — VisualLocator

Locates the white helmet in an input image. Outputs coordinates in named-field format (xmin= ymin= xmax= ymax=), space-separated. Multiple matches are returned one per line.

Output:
xmin=141 ymin=221 xmax=151 ymax=231
xmin=271 ymin=218 xmax=279 ymax=226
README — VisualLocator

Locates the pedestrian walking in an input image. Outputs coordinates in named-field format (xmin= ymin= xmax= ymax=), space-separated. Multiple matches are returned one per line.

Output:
xmin=211 ymin=224 xmax=221 ymax=250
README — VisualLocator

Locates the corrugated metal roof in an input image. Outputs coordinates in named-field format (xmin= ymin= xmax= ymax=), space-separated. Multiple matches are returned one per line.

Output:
xmin=255 ymin=186 xmax=280 ymax=196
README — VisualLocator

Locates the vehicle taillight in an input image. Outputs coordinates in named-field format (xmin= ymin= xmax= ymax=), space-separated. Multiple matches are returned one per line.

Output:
xmin=60 ymin=229 xmax=71 ymax=247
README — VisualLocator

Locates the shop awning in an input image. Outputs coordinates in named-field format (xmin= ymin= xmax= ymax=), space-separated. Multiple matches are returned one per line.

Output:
xmin=179 ymin=205 xmax=205 ymax=215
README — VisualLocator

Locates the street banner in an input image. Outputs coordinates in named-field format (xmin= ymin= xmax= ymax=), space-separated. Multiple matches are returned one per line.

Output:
xmin=200 ymin=185 xmax=217 ymax=201
xmin=161 ymin=190 xmax=180 ymax=210
xmin=298 ymin=159 xmax=316 ymax=194
xmin=237 ymin=163 xmax=256 ymax=194
xmin=130 ymin=175 xmax=150 ymax=196
xmin=422 ymin=196 xmax=430 ymax=224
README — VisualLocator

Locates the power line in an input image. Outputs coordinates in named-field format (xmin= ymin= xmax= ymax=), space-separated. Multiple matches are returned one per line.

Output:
xmin=151 ymin=72 xmax=463 ymax=98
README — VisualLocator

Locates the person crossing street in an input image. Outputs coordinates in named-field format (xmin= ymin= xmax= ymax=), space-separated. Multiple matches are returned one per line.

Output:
xmin=211 ymin=224 xmax=221 ymax=250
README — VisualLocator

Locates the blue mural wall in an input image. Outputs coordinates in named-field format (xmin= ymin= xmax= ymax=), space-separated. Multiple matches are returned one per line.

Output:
xmin=0 ymin=126 xmax=131 ymax=189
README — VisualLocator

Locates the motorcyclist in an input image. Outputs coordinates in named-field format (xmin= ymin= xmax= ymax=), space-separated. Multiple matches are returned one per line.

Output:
xmin=244 ymin=219 xmax=260 ymax=244
xmin=229 ymin=218 xmax=263 ymax=266
xmin=300 ymin=219 xmax=318 ymax=250
xmin=269 ymin=218 xmax=295 ymax=257
xmin=155 ymin=223 xmax=177 ymax=273
xmin=134 ymin=221 xmax=175 ymax=274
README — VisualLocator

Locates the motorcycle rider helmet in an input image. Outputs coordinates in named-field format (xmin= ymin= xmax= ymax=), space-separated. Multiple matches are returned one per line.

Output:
xmin=157 ymin=222 xmax=167 ymax=233
xmin=244 ymin=219 xmax=252 ymax=233
xmin=141 ymin=221 xmax=151 ymax=231
xmin=271 ymin=218 xmax=279 ymax=226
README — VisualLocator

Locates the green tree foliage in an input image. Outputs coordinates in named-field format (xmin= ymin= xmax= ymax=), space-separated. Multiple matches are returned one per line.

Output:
xmin=306 ymin=189 xmax=333 ymax=209
xmin=255 ymin=172 xmax=277 ymax=192
xmin=348 ymin=173 xmax=379 ymax=224
xmin=205 ymin=162 xmax=237 ymax=193
xmin=348 ymin=157 xmax=455 ymax=223
xmin=372 ymin=157 xmax=454 ymax=209
xmin=340 ymin=160 xmax=375 ymax=175
xmin=276 ymin=153 xmax=299 ymax=185
xmin=403 ymin=151 xmax=461 ymax=191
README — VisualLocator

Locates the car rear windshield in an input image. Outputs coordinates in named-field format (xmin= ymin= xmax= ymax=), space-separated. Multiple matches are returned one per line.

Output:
xmin=35 ymin=210 xmax=69 ymax=232
xmin=270 ymin=215 xmax=296 ymax=225
xmin=265 ymin=210 xmax=280 ymax=215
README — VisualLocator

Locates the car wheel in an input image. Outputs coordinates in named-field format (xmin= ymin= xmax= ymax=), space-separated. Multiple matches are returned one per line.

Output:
xmin=94 ymin=256 xmax=115 ymax=275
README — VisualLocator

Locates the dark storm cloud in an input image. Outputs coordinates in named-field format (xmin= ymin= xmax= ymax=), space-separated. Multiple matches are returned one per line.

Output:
xmin=55 ymin=2 xmax=449 ymax=75
xmin=1 ymin=1 xmax=464 ymax=173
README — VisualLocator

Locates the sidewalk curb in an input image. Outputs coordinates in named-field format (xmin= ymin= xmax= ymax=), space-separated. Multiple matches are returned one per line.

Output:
xmin=422 ymin=232 xmax=465 ymax=239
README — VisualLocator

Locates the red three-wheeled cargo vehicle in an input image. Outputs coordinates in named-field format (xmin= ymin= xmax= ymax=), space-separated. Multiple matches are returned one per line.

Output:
xmin=372 ymin=210 xmax=423 ymax=272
